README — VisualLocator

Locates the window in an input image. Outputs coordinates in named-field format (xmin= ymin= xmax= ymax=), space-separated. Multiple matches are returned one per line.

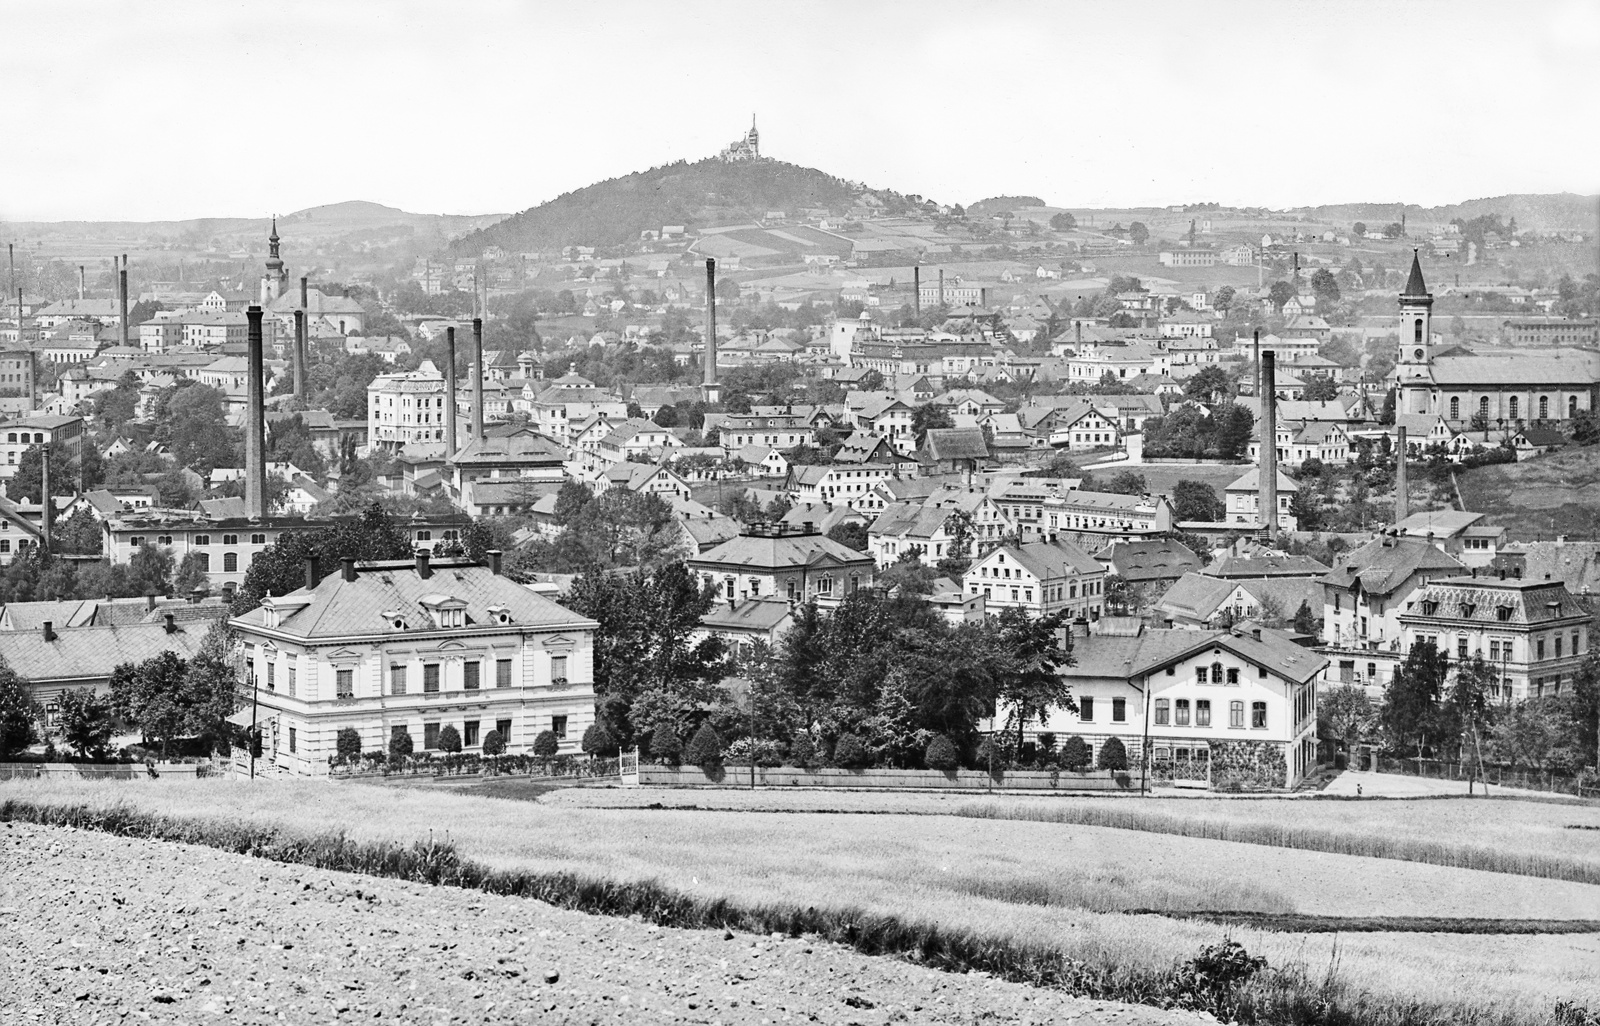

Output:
xmin=224 ymin=552 xmax=238 ymax=573
xmin=495 ymin=718 xmax=511 ymax=743
xmin=1154 ymin=699 xmax=1170 ymax=724
xmin=390 ymin=664 xmax=407 ymax=696
xmin=463 ymin=720 xmax=480 ymax=747
xmin=1175 ymin=699 xmax=1190 ymax=726
xmin=1537 ymin=638 xmax=1546 ymax=660
xmin=496 ymin=658 xmax=512 ymax=688
xmin=1449 ymin=396 xmax=1460 ymax=419
xmin=223 ymin=534 xmax=238 ymax=545
xmin=1539 ymin=396 xmax=1549 ymax=419
xmin=1489 ymin=640 xmax=1501 ymax=661
xmin=423 ymin=663 xmax=440 ymax=693
xmin=1458 ymin=636 xmax=1469 ymax=659
xmin=464 ymin=661 xmax=480 ymax=691
xmin=130 ymin=536 xmax=144 ymax=548
xmin=1229 ymin=700 xmax=1244 ymax=728
xmin=1251 ymin=701 xmax=1267 ymax=729
xmin=287 ymin=665 xmax=296 ymax=698
xmin=1259 ymin=665 xmax=1268 ymax=678
xmin=1509 ymin=396 xmax=1519 ymax=419
xmin=423 ymin=723 xmax=441 ymax=750
xmin=1111 ymin=698 xmax=1126 ymax=723
xmin=551 ymin=655 xmax=568 ymax=683
xmin=336 ymin=669 xmax=354 ymax=698
xmin=157 ymin=535 xmax=172 ymax=546
xmin=266 ymin=662 xmax=276 ymax=691
xmin=1226 ymin=667 xmax=1239 ymax=685
xmin=551 ymin=715 xmax=568 ymax=739
xmin=1196 ymin=666 xmax=1208 ymax=684
xmin=288 ymin=727 xmax=296 ymax=754
xmin=251 ymin=533 xmax=265 ymax=545
xmin=1556 ymin=635 xmax=1564 ymax=658
xmin=1079 ymin=697 xmax=1094 ymax=721
xmin=194 ymin=552 xmax=210 ymax=572
xmin=1196 ymin=699 xmax=1211 ymax=727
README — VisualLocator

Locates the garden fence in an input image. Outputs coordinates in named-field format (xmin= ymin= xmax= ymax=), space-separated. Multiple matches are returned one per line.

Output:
xmin=1375 ymin=756 xmax=1596 ymax=798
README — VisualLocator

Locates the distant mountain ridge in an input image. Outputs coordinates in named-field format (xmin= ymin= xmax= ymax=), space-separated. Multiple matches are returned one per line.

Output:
xmin=1293 ymin=193 xmax=1596 ymax=234
xmin=451 ymin=158 xmax=910 ymax=254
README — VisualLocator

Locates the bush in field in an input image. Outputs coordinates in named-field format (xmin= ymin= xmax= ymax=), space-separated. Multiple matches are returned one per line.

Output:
xmin=55 ymin=687 xmax=113 ymax=759
xmin=581 ymin=721 xmax=617 ymax=757
xmin=1060 ymin=736 xmax=1091 ymax=771
xmin=832 ymin=733 xmax=871 ymax=769
xmin=481 ymin=729 xmax=505 ymax=756
xmin=683 ymin=722 xmax=724 ymax=770
xmin=648 ymin=721 xmax=682 ymax=765
xmin=975 ymin=736 xmax=1009 ymax=773
xmin=389 ymin=730 xmax=414 ymax=760
xmin=924 ymin=734 xmax=961 ymax=771
xmin=532 ymin=729 xmax=559 ymax=758
xmin=1171 ymin=941 xmax=1267 ymax=1019
xmin=1097 ymin=736 xmax=1128 ymax=771
xmin=788 ymin=732 xmax=817 ymax=769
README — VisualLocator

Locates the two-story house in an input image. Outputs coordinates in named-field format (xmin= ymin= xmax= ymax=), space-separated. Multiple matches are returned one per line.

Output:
xmin=230 ymin=553 xmax=598 ymax=776
xmin=687 ymin=523 xmax=876 ymax=607
xmin=962 ymin=539 xmax=1106 ymax=621
xmin=1223 ymin=469 xmax=1299 ymax=530
xmin=1320 ymin=535 xmax=1465 ymax=692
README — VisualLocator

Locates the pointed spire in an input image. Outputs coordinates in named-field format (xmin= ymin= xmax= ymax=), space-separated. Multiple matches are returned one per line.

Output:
xmin=1401 ymin=248 xmax=1429 ymax=300
xmin=269 ymin=215 xmax=279 ymax=243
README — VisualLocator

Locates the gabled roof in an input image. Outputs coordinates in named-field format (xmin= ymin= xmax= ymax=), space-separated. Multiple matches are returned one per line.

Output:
xmin=1065 ymin=624 xmax=1326 ymax=685
xmin=1208 ymin=552 xmax=1330 ymax=579
xmin=1225 ymin=468 xmax=1299 ymax=493
xmin=1321 ymin=535 xmax=1465 ymax=596
xmin=700 ymin=597 xmax=795 ymax=632
xmin=1153 ymin=573 xmax=1237 ymax=622
xmin=984 ymin=538 xmax=1102 ymax=580
xmin=450 ymin=429 xmax=567 ymax=465
xmin=691 ymin=531 xmax=874 ymax=573
xmin=869 ymin=501 xmax=956 ymax=541
xmin=0 ymin=620 xmax=207 ymax=684
xmin=923 ymin=427 xmax=990 ymax=462
xmin=1095 ymin=539 xmax=1203 ymax=583
xmin=230 ymin=559 xmax=593 ymax=638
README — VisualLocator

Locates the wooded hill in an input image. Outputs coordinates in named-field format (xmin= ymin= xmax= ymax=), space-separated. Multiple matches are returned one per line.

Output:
xmin=451 ymin=158 xmax=909 ymax=254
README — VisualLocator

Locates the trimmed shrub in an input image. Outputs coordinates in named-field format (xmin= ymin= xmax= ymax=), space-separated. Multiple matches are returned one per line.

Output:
xmin=649 ymin=721 xmax=682 ymax=765
xmin=683 ymin=722 xmax=724 ymax=770
xmin=832 ymin=733 xmax=871 ymax=769
xmin=788 ymin=733 xmax=817 ymax=769
xmin=335 ymin=727 xmax=362 ymax=765
xmin=388 ymin=730 xmax=414 ymax=760
xmin=438 ymin=725 xmax=463 ymax=754
xmin=1036 ymin=732 xmax=1058 ymax=760
xmin=1097 ymin=736 xmax=1128 ymax=771
xmin=532 ymin=730 xmax=559 ymax=759
xmin=1059 ymin=735 xmax=1091 ymax=771
xmin=581 ymin=721 xmax=617 ymax=757
xmin=924 ymin=734 xmax=961 ymax=772
xmin=975 ymin=737 xmax=1007 ymax=773
xmin=481 ymin=729 xmax=505 ymax=757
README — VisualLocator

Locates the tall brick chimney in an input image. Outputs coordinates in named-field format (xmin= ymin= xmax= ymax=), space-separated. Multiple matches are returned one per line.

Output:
xmin=445 ymin=325 xmax=458 ymax=456
xmin=1395 ymin=425 xmax=1409 ymax=525
xmin=245 ymin=305 xmax=267 ymax=520
xmin=472 ymin=317 xmax=485 ymax=441
xmin=913 ymin=265 xmax=921 ymax=317
xmin=1260 ymin=351 xmax=1278 ymax=538
xmin=703 ymin=259 xmax=718 ymax=400
xmin=118 ymin=254 xmax=129 ymax=348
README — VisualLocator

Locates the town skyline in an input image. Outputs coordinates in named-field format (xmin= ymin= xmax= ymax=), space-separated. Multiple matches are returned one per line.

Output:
xmin=2 ymin=0 xmax=1597 ymax=222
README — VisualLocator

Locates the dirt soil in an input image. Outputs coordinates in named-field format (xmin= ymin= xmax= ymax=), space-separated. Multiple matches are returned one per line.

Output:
xmin=0 ymin=821 xmax=1212 ymax=1026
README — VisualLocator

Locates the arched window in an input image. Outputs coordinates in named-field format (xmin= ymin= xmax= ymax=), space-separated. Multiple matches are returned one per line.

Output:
xmin=1570 ymin=396 xmax=1579 ymax=418
xmin=194 ymin=552 xmax=210 ymax=572
xmin=1414 ymin=319 xmax=1424 ymax=344
xmin=223 ymin=552 xmax=238 ymax=573
xmin=1509 ymin=396 xmax=1519 ymax=419
xmin=1539 ymin=396 xmax=1549 ymax=419
xmin=1479 ymin=396 xmax=1489 ymax=416
xmin=1449 ymin=396 xmax=1460 ymax=420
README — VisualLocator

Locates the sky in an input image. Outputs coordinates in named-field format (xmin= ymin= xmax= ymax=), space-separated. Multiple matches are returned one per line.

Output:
xmin=2 ymin=0 xmax=1597 ymax=222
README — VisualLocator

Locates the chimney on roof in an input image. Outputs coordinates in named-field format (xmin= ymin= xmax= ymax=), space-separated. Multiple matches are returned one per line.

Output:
xmin=487 ymin=549 xmax=502 ymax=576
xmin=305 ymin=555 xmax=320 ymax=590
xmin=42 ymin=621 xmax=55 ymax=642
xmin=1070 ymin=616 xmax=1090 ymax=639
xmin=341 ymin=556 xmax=357 ymax=582
xmin=145 ymin=591 xmax=156 ymax=612
xmin=415 ymin=549 xmax=432 ymax=579
xmin=191 ymin=587 xmax=204 ymax=604
xmin=163 ymin=612 xmax=177 ymax=634
xmin=472 ymin=317 xmax=486 ymax=441
xmin=245 ymin=305 xmax=267 ymax=520
xmin=1252 ymin=627 xmax=1263 ymax=641
xmin=445 ymin=326 xmax=459 ymax=457
xmin=1394 ymin=425 xmax=1409 ymax=526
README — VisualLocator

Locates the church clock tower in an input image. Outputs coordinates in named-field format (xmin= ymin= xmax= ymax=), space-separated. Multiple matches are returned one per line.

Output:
xmin=1396 ymin=249 xmax=1433 ymax=415
xmin=263 ymin=216 xmax=286 ymax=303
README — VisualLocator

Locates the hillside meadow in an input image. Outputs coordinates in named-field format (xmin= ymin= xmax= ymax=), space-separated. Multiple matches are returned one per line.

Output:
xmin=3 ymin=778 xmax=1598 ymax=1022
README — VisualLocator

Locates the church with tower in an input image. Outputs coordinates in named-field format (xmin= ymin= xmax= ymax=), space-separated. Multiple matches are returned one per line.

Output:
xmin=1391 ymin=250 xmax=1600 ymax=428
xmin=259 ymin=216 xmax=287 ymax=305
xmin=719 ymin=116 xmax=762 ymax=163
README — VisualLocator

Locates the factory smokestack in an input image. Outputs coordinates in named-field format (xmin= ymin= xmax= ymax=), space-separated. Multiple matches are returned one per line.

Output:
xmin=78 ymin=266 xmax=85 ymax=301
xmin=938 ymin=268 xmax=945 ymax=306
xmin=1260 ymin=351 xmax=1278 ymax=538
xmin=292 ymin=310 xmax=306 ymax=398
xmin=703 ymin=259 xmax=719 ymax=400
xmin=245 ymin=305 xmax=267 ymax=520
xmin=118 ymin=254 xmax=129 ymax=348
xmin=445 ymin=326 xmax=458 ymax=456
xmin=913 ymin=265 xmax=921 ymax=317
xmin=1395 ymin=425 xmax=1409 ymax=525
xmin=472 ymin=316 xmax=485 ymax=441
xmin=40 ymin=449 xmax=51 ymax=553
xmin=1253 ymin=329 xmax=1261 ymax=398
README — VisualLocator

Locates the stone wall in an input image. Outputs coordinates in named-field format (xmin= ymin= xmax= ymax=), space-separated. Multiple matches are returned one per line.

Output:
xmin=640 ymin=765 xmax=1137 ymax=792
xmin=1209 ymin=741 xmax=1288 ymax=791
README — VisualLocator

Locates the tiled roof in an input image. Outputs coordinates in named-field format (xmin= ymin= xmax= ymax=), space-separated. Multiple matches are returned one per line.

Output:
xmin=0 ymin=620 xmax=207 ymax=684
xmin=1224 ymin=468 xmax=1300 ymax=493
xmin=691 ymin=532 xmax=874 ymax=573
xmin=1403 ymin=577 xmax=1587 ymax=628
xmin=700 ymin=597 xmax=794 ymax=632
xmin=1208 ymin=553 xmax=1329 ymax=579
xmin=999 ymin=538 xmax=1102 ymax=580
xmin=450 ymin=429 xmax=567 ymax=465
xmin=1154 ymin=573 xmax=1236 ymax=621
xmin=232 ymin=559 xmax=594 ymax=638
xmin=1321 ymin=536 xmax=1464 ymax=596
xmin=1096 ymin=539 xmax=1203 ymax=583
xmin=1065 ymin=624 xmax=1325 ymax=684
xmin=923 ymin=427 xmax=990 ymax=462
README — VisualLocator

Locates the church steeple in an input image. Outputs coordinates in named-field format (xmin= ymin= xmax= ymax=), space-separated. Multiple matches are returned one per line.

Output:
xmin=1401 ymin=248 xmax=1431 ymax=305
xmin=262 ymin=215 xmax=286 ymax=303
xmin=1395 ymin=249 xmax=1434 ymax=416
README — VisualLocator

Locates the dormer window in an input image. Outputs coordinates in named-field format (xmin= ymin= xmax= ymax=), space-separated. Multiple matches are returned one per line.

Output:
xmin=417 ymin=594 xmax=467 ymax=629
xmin=486 ymin=605 xmax=513 ymax=626
xmin=382 ymin=609 xmax=406 ymax=630
xmin=1421 ymin=601 xmax=1438 ymax=617
xmin=1496 ymin=605 xmax=1513 ymax=622
xmin=1459 ymin=603 xmax=1476 ymax=619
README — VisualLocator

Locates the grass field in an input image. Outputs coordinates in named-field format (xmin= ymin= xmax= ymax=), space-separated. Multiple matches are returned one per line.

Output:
xmin=1455 ymin=447 xmax=1600 ymax=540
xmin=3 ymin=778 xmax=1599 ymax=1021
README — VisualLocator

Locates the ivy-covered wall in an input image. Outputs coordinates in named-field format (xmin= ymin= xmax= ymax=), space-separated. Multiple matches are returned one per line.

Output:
xmin=1210 ymin=740 xmax=1288 ymax=791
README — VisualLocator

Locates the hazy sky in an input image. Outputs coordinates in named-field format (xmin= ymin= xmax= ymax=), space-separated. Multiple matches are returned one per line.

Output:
xmin=3 ymin=0 xmax=1597 ymax=222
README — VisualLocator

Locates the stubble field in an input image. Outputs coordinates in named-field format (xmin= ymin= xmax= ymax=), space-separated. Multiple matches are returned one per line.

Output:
xmin=3 ymin=778 xmax=1598 ymax=1024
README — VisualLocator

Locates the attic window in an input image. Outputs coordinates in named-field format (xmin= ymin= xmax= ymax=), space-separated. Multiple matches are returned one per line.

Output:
xmin=382 ymin=608 xmax=406 ymax=630
xmin=1421 ymin=601 xmax=1439 ymax=616
xmin=1496 ymin=605 xmax=1513 ymax=622
xmin=487 ymin=604 xmax=513 ymax=626
xmin=1459 ymin=603 xmax=1476 ymax=619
